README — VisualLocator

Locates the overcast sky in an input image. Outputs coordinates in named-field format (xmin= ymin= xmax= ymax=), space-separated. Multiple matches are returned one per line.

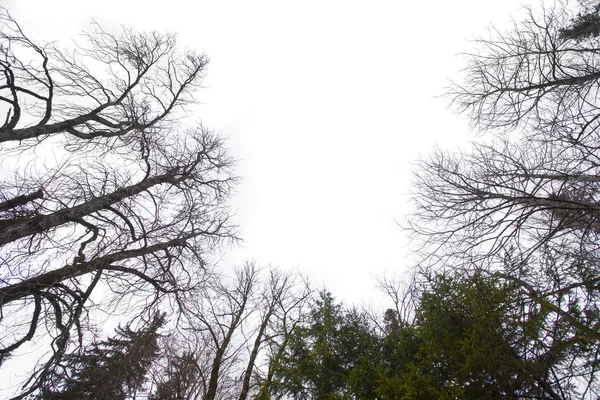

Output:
xmin=5 ymin=0 xmax=527 ymax=303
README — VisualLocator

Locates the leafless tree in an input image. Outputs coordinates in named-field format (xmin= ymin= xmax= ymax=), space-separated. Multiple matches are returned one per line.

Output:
xmin=199 ymin=265 xmax=258 ymax=400
xmin=0 ymin=7 xmax=236 ymax=397
xmin=151 ymin=265 xmax=312 ymax=400
xmin=408 ymin=138 xmax=600 ymax=268
xmin=374 ymin=272 xmax=418 ymax=332
xmin=409 ymin=2 xmax=600 ymax=270
xmin=492 ymin=250 xmax=600 ymax=399
xmin=236 ymin=268 xmax=308 ymax=400
xmin=406 ymin=2 xmax=600 ymax=396
xmin=449 ymin=1 xmax=600 ymax=137
xmin=150 ymin=349 xmax=202 ymax=400
xmin=247 ymin=270 xmax=312 ymax=400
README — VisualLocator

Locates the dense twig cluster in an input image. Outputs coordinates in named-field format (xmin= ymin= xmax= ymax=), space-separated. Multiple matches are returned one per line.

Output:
xmin=0 ymin=8 xmax=236 ymax=397
xmin=407 ymin=1 xmax=600 ymax=397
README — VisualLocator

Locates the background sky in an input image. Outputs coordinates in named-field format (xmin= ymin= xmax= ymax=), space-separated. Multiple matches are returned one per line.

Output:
xmin=5 ymin=0 xmax=527 ymax=303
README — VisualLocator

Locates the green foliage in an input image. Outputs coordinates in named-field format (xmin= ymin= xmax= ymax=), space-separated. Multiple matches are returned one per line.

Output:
xmin=257 ymin=263 xmax=600 ymax=399
xmin=364 ymin=273 xmax=527 ymax=399
xmin=339 ymin=309 xmax=382 ymax=399
xmin=266 ymin=291 xmax=382 ymax=400
xmin=408 ymin=273 xmax=521 ymax=398
xmin=375 ymin=310 xmax=422 ymax=400
xmin=42 ymin=313 xmax=165 ymax=400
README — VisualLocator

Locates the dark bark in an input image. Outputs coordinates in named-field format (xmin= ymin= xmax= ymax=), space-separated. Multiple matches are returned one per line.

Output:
xmin=204 ymin=291 xmax=249 ymax=400
xmin=0 ymin=9 xmax=235 ymax=397
xmin=0 ymin=168 xmax=188 ymax=245
xmin=238 ymin=308 xmax=274 ymax=400
xmin=0 ymin=234 xmax=194 ymax=306
xmin=0 ymin=188 xmax=43 ymax=212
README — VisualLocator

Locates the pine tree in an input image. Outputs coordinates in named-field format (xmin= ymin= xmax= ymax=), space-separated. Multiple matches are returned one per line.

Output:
xmin=42 ymin=313 xmax=165 ymax=399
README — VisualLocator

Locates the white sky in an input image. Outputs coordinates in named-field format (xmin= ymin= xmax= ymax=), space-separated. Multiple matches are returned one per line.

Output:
xmin=4 ymin=0 xmax=527 ymax=303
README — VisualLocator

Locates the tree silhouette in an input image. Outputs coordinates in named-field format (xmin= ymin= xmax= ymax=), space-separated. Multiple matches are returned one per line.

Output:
xmin=0 ymin=7 xmax=236 ymax=397
xmin=42 ymin=313 xmax=165 ymax=400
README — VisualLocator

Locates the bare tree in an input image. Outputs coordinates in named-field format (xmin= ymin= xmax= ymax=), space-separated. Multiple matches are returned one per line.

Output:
xmin=0 ymin=8 xmax=236 ymax=397
xmin=374 ymin=273 xmax=418 ymax=332
xmin=151 ymin=350 xmax=202 ymax=400
xmin=406 ymin=1 xmax=600 ymax=397
xmin=150 ymin=265 xmax=312 ymax=400
xmin=448 ymin=1 xmax=600 ymax=137
xmin=408 ymin=138 xmax=600 ymax=268
xmin=253 ymin=278 xmax=313 ymax=399
xmin=408 ymin=1 xmax=600 ymax=268
xmin=200 ymin=265 xmax=258 ymax=400
xmin=237 ymin=269 xmax=297 ymax=400
xmin=245 ymin=270 xmax=312 ymax=400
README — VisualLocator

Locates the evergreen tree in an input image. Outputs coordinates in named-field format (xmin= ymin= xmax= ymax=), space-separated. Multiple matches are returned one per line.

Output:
xmin=269 ymin=291 xmax=381 ymax=400
xmin=42 ymin=313 xmax=165 ymax=399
